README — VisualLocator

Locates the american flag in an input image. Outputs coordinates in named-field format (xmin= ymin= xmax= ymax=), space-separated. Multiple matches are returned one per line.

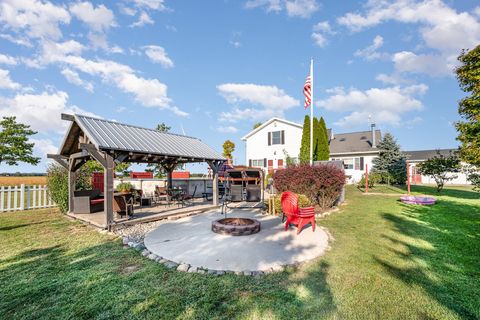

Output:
xmin=303 ymin=75 xmax=312 ymax=109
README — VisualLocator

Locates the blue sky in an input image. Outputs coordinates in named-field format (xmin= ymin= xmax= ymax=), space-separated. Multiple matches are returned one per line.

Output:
xmin=0 ymin=0 xmax=479 ymax=173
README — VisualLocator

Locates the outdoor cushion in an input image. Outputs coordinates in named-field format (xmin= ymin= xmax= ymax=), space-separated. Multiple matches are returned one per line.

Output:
xmin=90 ymin=199 xmax=105 ymax=205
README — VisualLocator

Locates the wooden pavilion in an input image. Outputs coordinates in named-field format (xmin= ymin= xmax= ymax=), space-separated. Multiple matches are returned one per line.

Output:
xmin=48 ymin=114 xmax=225 ymax=230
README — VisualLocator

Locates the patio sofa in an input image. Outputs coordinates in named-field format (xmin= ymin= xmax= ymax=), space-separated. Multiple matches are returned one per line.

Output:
xmin=73 ymin=189 xmax=104 ymax=214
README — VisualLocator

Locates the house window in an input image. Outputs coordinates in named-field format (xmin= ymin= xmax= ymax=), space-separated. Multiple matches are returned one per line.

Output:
xmin=251 ymin=159 xmax=264 ymax=167
xmin=343 ymin=158 xmax=354 ymax=169
xmin=272 ymin=131 xmax=281 ymax=144
xmin=354 ymin=158 xmax=361 ymax=170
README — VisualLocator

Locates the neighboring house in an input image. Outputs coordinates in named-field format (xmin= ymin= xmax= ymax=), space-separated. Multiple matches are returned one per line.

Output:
xmin=405 ymin=149 xmax=471 ymax=185
xmin=241 ymin=117 xmax=381 ymax=182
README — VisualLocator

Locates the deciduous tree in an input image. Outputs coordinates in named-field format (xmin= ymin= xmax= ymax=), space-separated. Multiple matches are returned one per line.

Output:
xmin=222 ymin=140 xmax=235 ymax=159
xmin=455 ymin=45 xmax=480 ymax=190
xmin=417 ymin=150 xmax=461 ymax=193
xmin=0 ymin=116 xmax=40 ymax=166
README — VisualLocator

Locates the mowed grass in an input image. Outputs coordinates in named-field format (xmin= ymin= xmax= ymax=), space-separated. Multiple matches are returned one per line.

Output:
xmin=0 ymin=185 xmax=478 ymax=319
xmin=0 ymin=176 xmax=47 ymax=186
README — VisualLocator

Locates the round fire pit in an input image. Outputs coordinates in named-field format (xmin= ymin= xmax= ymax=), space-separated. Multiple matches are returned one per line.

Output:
xmin=212 ymin=218 xmax=261 ymax=236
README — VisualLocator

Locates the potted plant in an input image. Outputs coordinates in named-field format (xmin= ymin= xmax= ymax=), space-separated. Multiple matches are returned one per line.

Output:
xmin=116 ymin=182 xmax=134 ymax=195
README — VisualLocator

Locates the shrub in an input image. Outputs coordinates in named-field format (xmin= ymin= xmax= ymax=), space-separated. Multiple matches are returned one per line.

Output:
xmin=273 ymin=164 xmax=346 ymax=209
xmin=272 ymin=193 xmax=312 ymax=215
xmin=357 ymin=172 xmax=381 ymax=188
xmin=46 ymin=163 xmax=94 ymax=213
xmin=116 ymin=182 xmax=134 ymax=192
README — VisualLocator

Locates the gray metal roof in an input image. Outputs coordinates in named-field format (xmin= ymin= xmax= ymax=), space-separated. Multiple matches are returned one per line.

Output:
xmin=61 ymin=114 xmax=225 ymax=161
xmin=404 ymin=149 xmax=457 ymax=161
xmin=329 ymin=130 xmax=381 ymax=154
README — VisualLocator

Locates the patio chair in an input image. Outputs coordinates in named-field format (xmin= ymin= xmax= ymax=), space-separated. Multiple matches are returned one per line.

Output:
xmin=113 ymin=194 xmax=134 ymax=217
xmin=280 ymin=191 xmax=316 ymax=235
xmin=246 ymin=184 xmax=261 ymax=202
xmin=73 ymin=189 xmax=104 ymax=214
xmin=179 ymin=185 xmax=197 ymax=206
xmin=229 ymin=184 xmax=244 ymax=202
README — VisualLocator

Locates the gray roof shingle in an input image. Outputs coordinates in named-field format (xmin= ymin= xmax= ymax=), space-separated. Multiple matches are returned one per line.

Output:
xmin=61 ymin=114 xmax=225 ymax=161
xmin=404 ymin=149 xmax=457 ymax=161
xmin=329 ymin=130 xmax=381 ymax=154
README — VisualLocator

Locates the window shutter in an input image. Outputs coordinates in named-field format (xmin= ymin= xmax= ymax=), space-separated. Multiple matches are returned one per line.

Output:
xmin=264 ymin=158 xmax=267 ymax=167
xmin=281 ymin=130 xmax=285 ymax=144
xmin=268 ymin=132 xmax=271 ymax=145
xmin=360 ymin=157 xmax=364 ymax=170
xmin=249 ymin=159 xmax=252 ymax=167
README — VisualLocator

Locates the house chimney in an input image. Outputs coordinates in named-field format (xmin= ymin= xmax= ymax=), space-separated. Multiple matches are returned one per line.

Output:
xmin=330 ymin=129 xmax=334 ymax=140
xmin=371 ymin=123 xmax=376 ymax=148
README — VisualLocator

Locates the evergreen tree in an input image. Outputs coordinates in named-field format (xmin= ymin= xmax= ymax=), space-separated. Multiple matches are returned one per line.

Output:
xmin=455 ymin=45 xmax=480 ymax=190
xmin=317 ymin=117 xmax=330 ymax=160
xmin=312 ymin=117 xmax=320 ymax=161
xmin=372 ymin=133 xmax=406 ymax=184
xmin=299 ymin=115 xmax=310 ymax=164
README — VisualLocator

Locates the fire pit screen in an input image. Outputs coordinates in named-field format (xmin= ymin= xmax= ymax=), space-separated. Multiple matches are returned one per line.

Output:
xmin=212 ymin=218 xmax=261 ymax=236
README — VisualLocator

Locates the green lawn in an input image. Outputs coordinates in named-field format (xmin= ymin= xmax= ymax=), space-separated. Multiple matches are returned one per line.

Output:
xmin=0 ymin=185 xmax=479 ymax=319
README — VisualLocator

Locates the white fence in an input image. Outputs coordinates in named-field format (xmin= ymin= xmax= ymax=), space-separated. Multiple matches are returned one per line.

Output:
xmin=0 ymin=184 xmax=56 ymax=212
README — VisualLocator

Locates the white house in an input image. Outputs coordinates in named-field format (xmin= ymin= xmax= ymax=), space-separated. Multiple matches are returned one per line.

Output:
xmin=405 ymin=149 xmax=471 ymax=185
xmin=241 ymin=117 xmax=381 ymax=183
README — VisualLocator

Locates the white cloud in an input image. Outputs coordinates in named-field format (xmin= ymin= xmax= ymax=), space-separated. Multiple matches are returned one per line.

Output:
xmin=143 ymin=45 xmax=174 ymax=68
xmin=0 ymin=54 xmax=17 ymax=65
xmin=109 ymin=45 xmax=124 ymax=54
xmin=311 ymin=21 xmax=333 ymax=47
xmin=0 ymin=0 xmax=70 ymax=40
xmin=217 ymin=83 xmax=299 ymax=122
xmin=0 ymin=91 xmax=96 ymax=134
xmin=338 ymin=0 xmax=480 ymax=76
xmin=392 ymin=51 xmax=452 ymax=76
xmin=245 ymin=0 xmax=318 ymax=18
xmin=375 ymin=73 xmax=409 ymax=85
xmin=217 ymin=126 xmax=239 ymax=133
xmin=285 ymin=0 xmax=319 ymax=18
xmin=317 ymin=84 xmax=428 ymax=127
xmin=133 ymin=0 xmax=166 ymax=11
xmin=31 ymin=138 xmax=58 ymax=157
xmin=354 ymin=35 xmax=386 ymax=60
xmin=69 ymin=2 xmax=115 ymax=32
xmin=0 ymin=33 xmax=32 ymax=47
xmin=61 ymin=68 xmax=94 ymax=92
xmin=130 ymin=11 xmax=154 ymax=27
xmin=0 ymin=69 xmax=20 ymax=90
xmin=23 ymin=40 xmax=187 ymax=116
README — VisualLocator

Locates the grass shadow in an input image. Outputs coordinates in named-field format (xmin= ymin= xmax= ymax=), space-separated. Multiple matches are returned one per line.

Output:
xmin=376 ymin=197 xmax=480 ymax=319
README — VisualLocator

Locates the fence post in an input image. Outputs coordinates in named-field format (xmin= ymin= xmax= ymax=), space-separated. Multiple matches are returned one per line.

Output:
xmin=20 ymin=184 xmax=25 ymax=210
xmin=43 ymin=185 xmax=47 ymax=208
xmin=7 ymin=186 xmax=11 ymax=211
xmin=32 ymin=185 xmax=37 ymax=209
xmin=0 ymin=186 xmax=4 ymax=212
xmin=26 ymin=186 xmax=30 ymax=210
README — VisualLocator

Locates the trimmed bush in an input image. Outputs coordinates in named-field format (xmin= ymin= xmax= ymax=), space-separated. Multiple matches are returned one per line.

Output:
xmin=272 ymin=193 xmax=312 ymax=215
xmin=273 ymin=164 xmax=346 ymax=209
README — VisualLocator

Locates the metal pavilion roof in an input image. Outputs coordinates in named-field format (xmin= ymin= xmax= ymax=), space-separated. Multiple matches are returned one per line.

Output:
xmin=60 ymin=114 xmax=225 ymax=161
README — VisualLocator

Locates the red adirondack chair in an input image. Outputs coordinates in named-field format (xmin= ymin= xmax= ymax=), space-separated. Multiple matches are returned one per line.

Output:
xmin=280 ymin=191 xmax=316 ymax=235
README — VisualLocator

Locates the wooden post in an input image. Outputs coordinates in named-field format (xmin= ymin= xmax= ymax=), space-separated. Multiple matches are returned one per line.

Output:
xmin=104 ymin=153 xmax=114 ymax=229
xmin=207 ymin=160 xmax=222 ymax=206
xmin=365 ymin=164 xmax=369 ymax=193
xmin=68 ymin=159 xmax=76 ymax=213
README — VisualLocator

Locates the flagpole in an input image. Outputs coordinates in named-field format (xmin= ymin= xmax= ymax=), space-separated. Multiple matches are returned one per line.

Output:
xmin=309 ymin=58 xmax=314 ymax=165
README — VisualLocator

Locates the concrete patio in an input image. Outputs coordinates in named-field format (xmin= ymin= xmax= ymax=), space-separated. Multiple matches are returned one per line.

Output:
xmin=144 ymin=209 xmax=330 ymax=272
